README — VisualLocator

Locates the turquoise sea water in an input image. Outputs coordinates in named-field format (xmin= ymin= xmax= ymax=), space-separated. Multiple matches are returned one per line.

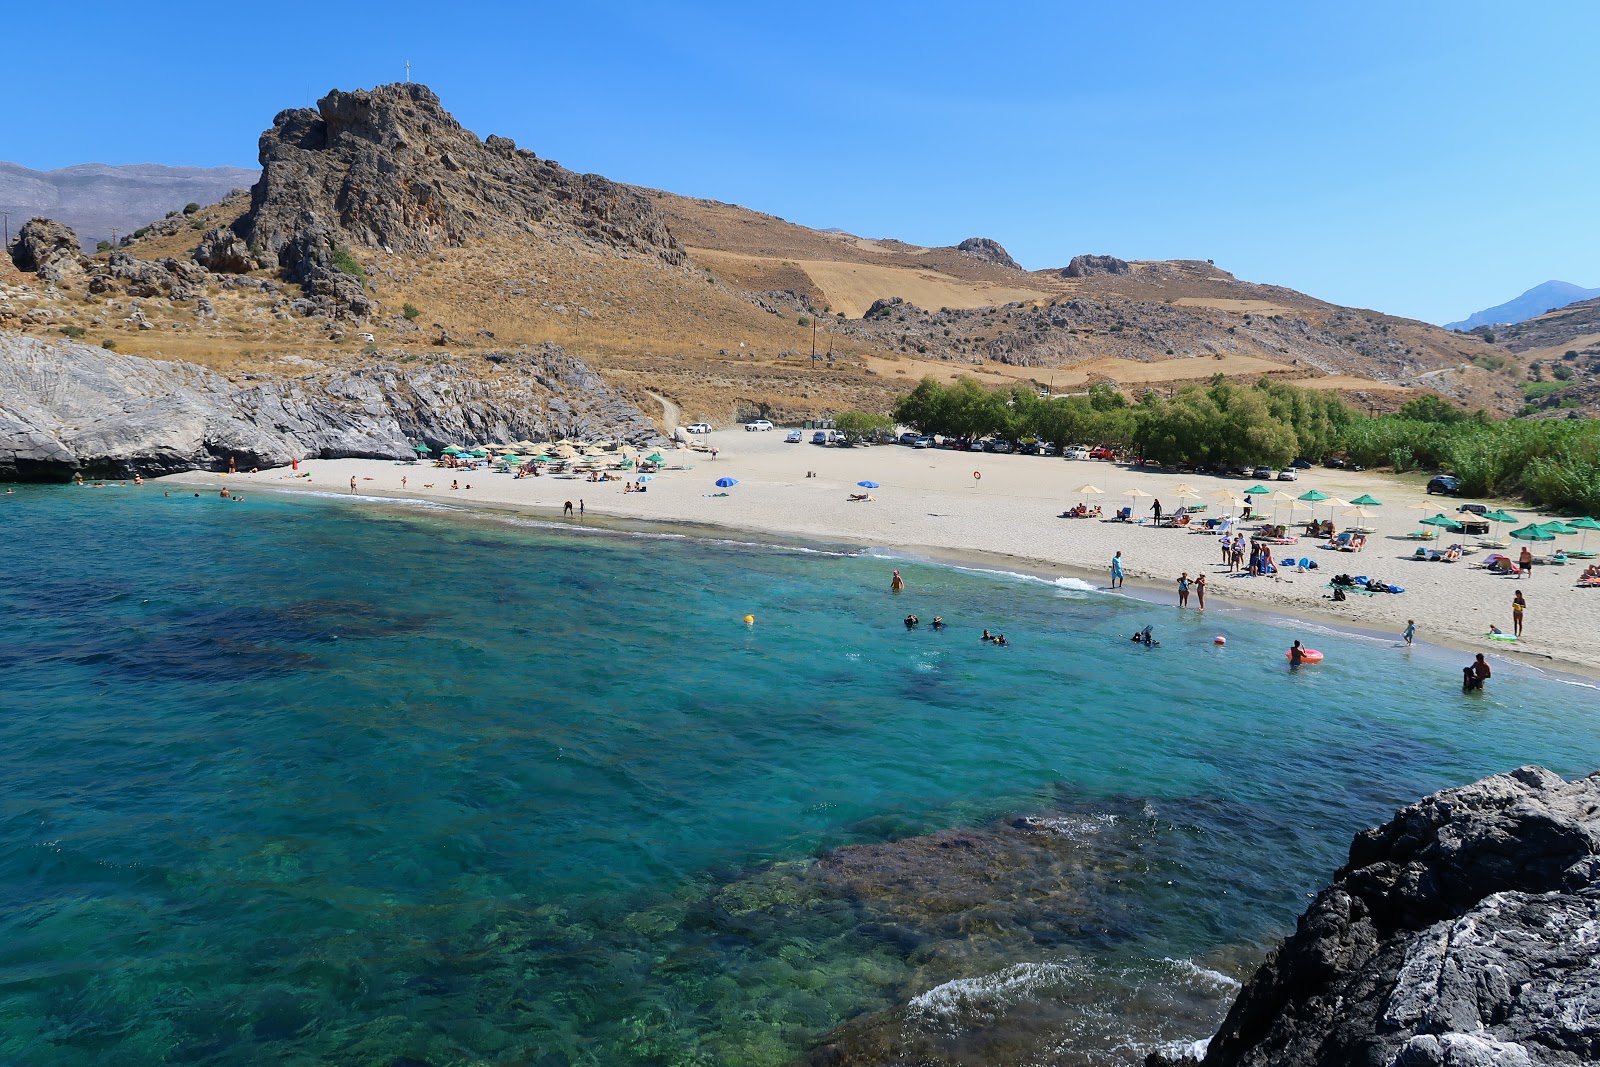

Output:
xmin=2 ymin=484 xmax=1598 ymax=1066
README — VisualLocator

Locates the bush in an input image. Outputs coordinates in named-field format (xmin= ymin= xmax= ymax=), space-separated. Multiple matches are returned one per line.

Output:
xmin=402 ymin=303 xmax=421 ymax=321
xmin=183 ymin=202 xmax=201 ymax=215
xmin=1553 ymin=364 xmax=1574 ymax=381
xmin=330 ymin=246 xmax=367 ymax=283
xmin=101 ymin=339 xmax=117 ymax=350
xmin=59 ymin=325 xmax=87 ymax=339
xmin=94 ymin=240 xmax=111 ymax=253
xmin=797 ymin=316 xmax=810 ymax=327
xmin=132 ymin=227 xmax=149 ymax=239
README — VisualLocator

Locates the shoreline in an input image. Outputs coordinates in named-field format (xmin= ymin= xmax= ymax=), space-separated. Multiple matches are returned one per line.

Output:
xmin=158 ymin=461 xmax=1600 ymax=687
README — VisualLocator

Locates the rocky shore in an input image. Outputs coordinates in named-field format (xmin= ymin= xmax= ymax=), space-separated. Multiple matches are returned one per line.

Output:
xmin=0 ymin=331 xmax=663 ymax=479
xmin=1155 ymin=766 xmax=1600 ymax=1067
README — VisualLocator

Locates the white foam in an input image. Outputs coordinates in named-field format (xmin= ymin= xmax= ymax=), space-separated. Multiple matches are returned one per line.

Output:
xmin=909 ymin=961 xmax=1077 ymax=1022
xmin=284 ymin=489 xmax=459 ymax=510
xmin=1161 ymin=957 xmax=1243 ymax=990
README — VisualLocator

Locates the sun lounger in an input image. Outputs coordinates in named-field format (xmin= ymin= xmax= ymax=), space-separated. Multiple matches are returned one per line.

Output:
xmin=1404 ymin=531 xmax=1438 ymax=541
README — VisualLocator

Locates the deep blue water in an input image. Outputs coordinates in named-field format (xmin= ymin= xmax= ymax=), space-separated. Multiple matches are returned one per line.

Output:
xmin=2 ymin=484 xmax=1597 ymax=1066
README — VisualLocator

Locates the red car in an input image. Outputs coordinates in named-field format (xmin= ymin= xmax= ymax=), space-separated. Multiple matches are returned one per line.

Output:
xmin=1089 ymin=446 xmax=1116 ymax=460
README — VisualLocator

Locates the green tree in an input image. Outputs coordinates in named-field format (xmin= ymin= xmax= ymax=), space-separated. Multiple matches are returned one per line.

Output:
xmin=832 ymin=410 xmax=894 ymax=441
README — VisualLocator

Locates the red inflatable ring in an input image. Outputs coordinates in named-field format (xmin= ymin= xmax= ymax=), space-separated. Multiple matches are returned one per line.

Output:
xmin=973 ymin=471 xmax=982 ymax=481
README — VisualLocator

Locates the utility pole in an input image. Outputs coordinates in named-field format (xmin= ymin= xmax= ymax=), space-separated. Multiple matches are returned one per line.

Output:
xmin=1 ymin=211 xmax=10 ymax=249
xmin=405 ymin=60 xmax=411 ymax=83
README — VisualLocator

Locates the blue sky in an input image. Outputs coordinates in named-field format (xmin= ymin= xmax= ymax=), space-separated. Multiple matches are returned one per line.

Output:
xmin=9 ymin=1 xmax=1596 ymax=324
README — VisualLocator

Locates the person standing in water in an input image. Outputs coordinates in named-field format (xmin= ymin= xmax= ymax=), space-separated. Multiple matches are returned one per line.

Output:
xmin=1512 ymin=589 xmax=1526 ymax=637
xmin=1195 ymin=572 xmax=1207 ymax=611
xmin=1176 ymin=572 xmax=1191 ymax=607
xmin=1289 ymin=640 xmax=1305 ymax=666
xmin=1110 ymin=551 xmax=1124 ymax=589
xmin=890 ymin=570 xmax=905 ymax=593
xmin=1403 ymin=619 xmax=1416 ymax=645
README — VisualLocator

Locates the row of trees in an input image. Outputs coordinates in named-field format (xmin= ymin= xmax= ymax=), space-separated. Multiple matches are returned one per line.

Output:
xmin=883 ymin=375 xmax=1600 ymax=514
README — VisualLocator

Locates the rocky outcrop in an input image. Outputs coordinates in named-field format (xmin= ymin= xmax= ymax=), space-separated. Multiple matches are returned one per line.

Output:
xmin=0 ymin=331 xmax=665 ymax=480
xmin=1160 ymin=767 xmax=1600 ymax=1067
xmin=862 ymin=295 xmax=927 ymax=322
xmin=9 ymin=218 xmax=90 ymax=284
xmin=1063 ymin=254 xmax=1131 ymax=278
xmin=957 ymin=237 xmax=1022 ymax=271
xmin=193 ymin=226 xmax=262 ymax=274
xmin=240 ymin=83 xmax=686 ymax=305
xmin=87 ymin=251 xmax=212 ymax=301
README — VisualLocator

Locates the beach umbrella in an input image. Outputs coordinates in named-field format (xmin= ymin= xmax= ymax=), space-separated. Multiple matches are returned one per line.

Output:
xmin=1243 ymin=485 xmax=1272 ymax=496
xmin=715 ymin=477 xmax=738 ymax=488
xmin=1482 ymin=509 xmax=1517 ymax=524
xmin=1349 ymin=494 xmax=1383 ymax=507
xmin=412 ymin=443 xmax=432 ymax=454
xmin=468 ymin=448 xmax=488 ymax=457
xmin=1123 ymin=487 xmax=1153 ymax=515
xmin=1420 ymin=514 xmax=1464 ymax=531
xmin=1170 ymin=483 xmax=1199 ymax=495
xmin=1509 ymin=524 xmax=1554 ymax=542
xmin=1539 ymin=521 xmax=1578 ymax=535
xmin=637 ymin=473 xmax=654 ymax=482
xmin=647 ymin=453 xmax=664 ymax=464
xmin=1562 ymin=515 xmax=1600 ymax=551
xmin=857 ymin=480 xmax=880 ymax=488
xmin=1076 ymin=484 xmax=1105 ymax=495
xmin=498 ymin=454 xmax=520 ymax=466
xmin=1297 ymin=489 xmax=1329 ymax=503
xmin=442 ymin=445 xmax=463 ymax=454
xmin=1341 ymin=505 xmax=1380 ymax=531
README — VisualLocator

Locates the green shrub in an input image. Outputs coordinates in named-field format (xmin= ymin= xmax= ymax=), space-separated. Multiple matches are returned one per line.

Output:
xmin=402 ymin=303 xmax=421 ymax=321
xmin=1523 ymin=381 xmax=1562 ymax=399
xmin=797 ymin=316 xmax=810 ymax=327
xmin=132 ymin=227 xmax=149 ymax=239
xmin=330 ymin=246 xmax=367 ymax=284
xmin=183 ymin=202 xmax=201 ymax=215
xmin=94 ymin=240 xmax=111 ymax=253
xmin=59 ymin=325 xmax=87 ymax=339
xmin=101 ymin=339 xmax=117 ymax=350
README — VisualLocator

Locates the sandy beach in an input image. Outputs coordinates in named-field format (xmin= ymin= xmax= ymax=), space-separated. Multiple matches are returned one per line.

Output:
xmin=162 ymin=432 xmax=1600 ymax=680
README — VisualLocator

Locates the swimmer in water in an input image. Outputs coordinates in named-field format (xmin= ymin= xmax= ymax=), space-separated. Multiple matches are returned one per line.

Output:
xmin=981 ymin=629 xmax=993 ymax=642
xmin=904 ymin=614 xmax=918 ymax=630
xmin=995 ymin=634 xmax=1008 ymax=647
xmin=890 ymin=570 xmax=905 ymax=593
xmin=931 ymin=616 xmax=945 ymax=631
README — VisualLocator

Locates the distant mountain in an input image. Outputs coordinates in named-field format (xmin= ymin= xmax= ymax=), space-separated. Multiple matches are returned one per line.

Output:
xmin=0 ymin=162 xmax=258 ymax=250
xmin=1445 ymin=280 xmax=1600 ymax=331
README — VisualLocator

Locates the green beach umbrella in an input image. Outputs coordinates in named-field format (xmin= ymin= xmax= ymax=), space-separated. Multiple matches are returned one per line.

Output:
xmin=469 ymin=448 xmax=488 ymax=457
xmin=1539 ymin=521 xmax=1578 ymax=535
xmin=1297 ymin=489 xmax=1329 ymax=502
xmin=442 ymin=445 xmax=462 ymax=454
xmin=1244 ymin=485 xmax=1272 ymax=496
xmin=498 ymin=454 xmax=520 ymax=466
xmin=1482 ymin=509 xmax=1517 ymax=523
xmin=412 ymin=443 xmax=432 ymax=454
xmin=1420 ymin=514 xmax=1464 ymax=531
xmin=1509 ymin=524 xmax=1555 ymax=542
xmin=1566 ymin=515 xmax=1600 ymax=553
xmin=1349 ymin=494 xmax=1383 ymax=507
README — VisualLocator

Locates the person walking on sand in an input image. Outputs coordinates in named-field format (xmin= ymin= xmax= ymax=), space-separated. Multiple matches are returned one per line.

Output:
xmin=1195 ymin=572 xmax=1207 ymax=610
xmin=1513 ymin=589 xmax=1526 ymax=637
xmin=890 ymin=569 xmax=905 ymax=593
xmin=1110 ymin=551 xmax=1124 ymax=589
xmin=401 ymin=475 xmax=407 ymax=490
xmin=1151 ymin=498 xmax=1163 ymax=523
xmin=1177 ymin=571 xmax=1190 ymax=607
xmin=1404 ymin=619 xmax=1416 ymax=646
xmin=1518 ymin=545 xmax=1534 ymax=577
xmin=349 ymin=476 xmax=356 ymax=494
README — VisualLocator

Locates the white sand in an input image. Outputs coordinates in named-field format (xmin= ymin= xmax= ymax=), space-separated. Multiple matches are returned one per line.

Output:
xmin=165 ymin=432 xmax=1600 ymax=679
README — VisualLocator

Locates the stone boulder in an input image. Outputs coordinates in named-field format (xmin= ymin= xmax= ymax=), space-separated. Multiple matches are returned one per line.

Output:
xmin=1160 ymin=767 xmax=1600 ymax=1067
xmin=957 ymin=236 xmax=1022 ymax=271
xmin=1063 ymin=254 xmax=1131 ymax=278
xmin=193 ymin=226 xmax=261 ymax=274
xmin=9 ymin=218 xmax=90 ymax=284
xmin=87 ymin=251 xmax=211 ymax=301
xmin=863 ymin=296 xmax=927 ymax=321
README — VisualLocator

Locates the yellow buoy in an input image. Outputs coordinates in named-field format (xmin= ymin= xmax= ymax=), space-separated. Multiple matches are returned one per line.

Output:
xmin=743 ymin=615 xmax=755 ymax=625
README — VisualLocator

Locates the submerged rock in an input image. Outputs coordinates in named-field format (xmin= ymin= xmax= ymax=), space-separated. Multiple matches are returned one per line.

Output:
xmin=1159 ymin=766 xmax=1600 ymax=1067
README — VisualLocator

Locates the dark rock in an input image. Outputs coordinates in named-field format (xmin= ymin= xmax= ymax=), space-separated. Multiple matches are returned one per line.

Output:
xmin=957 ymin=237 xmax=1022 ymax=271
xmin=9 ymin=218 xmax=90 ymax=284
xmin=1198 ymin=767 xmax=1600 ymax=1067
xmin=240 ymin=83 xmax=685 ymax=286
xmin=1063 ymin=254 xmax=1132 ymax=278
xmin=193 ymin=226 xmax=261 ymax=273
xmin=863 ymin=296 xmax=927 ymax=321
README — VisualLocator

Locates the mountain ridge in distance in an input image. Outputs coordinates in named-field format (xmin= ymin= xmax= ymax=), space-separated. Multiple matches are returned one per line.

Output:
xmin=1444 ymin=279 xmax=1600 ymax=331
xmin=0 ymin=161 xmax=259 ymax=249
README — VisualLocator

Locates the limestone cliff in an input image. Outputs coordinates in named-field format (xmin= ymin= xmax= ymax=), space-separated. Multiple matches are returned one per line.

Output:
xmin=0 ymin=331 xmax=663 ymax=480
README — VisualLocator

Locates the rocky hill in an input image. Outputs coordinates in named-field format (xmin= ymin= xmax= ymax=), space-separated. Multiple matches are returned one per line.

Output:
xmin=1154 ymin=766 xmax=1600 ymax=1067
xmin=1444 ymin=279 xmax=1600 ymax=331
xmin=0 ymin=161 xmax=258 ymax=250
xmin=0 ymin=80 xmax=1549 ymax=481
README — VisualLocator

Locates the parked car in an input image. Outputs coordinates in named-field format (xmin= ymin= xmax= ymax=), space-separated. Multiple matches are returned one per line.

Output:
xmin=1323 ymin=457 xmax=1348 ymax=469
xmin=686 ymin=423 xmax=712 ymax=434
xmin=745 ymin=419 xmax=773 ymax=432
xmin=784 ymin=430 xmax=802 ymax=443
xmin=1457 ymin=502 xmax=1488 ymax=515
xmin=1036 ymin=443 xmax=1057 ymax=456
xmin=811 ymin=431 xmax=830 ymax=445
xmin=898 ymin=431 xmax=920 ymax=445
xmin=1277 ymin=468 xmax=1298 ymax=481
xmin=986 ymin=439 xmax=1015 ymax=454
xmin=1089 ymin=446 xmax=1116 ymax=460
xmin=1426 ymin=474 xmax=1461 ymax=495
xmin=1063 ymin=448 xmax=1091 ymax=461
xmin=1252 ymin=466 xmax=1274 ymax=480
xmin=913 ymin=436 xmax=933 ymax=449
xmin=1291 ymin=458 xmax=1313 ymax=469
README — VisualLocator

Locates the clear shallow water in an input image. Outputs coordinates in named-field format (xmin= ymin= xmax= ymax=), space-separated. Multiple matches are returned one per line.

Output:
xmin=2 ymin=484 xmax=1598 ymax=1066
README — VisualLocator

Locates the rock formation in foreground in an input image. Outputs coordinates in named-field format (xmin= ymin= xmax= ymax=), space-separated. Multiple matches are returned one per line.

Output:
xmin=1156 ymin=766 xmax=1600 ymax=1067
xmin=0 ymin=331 xmax=663 ymax=480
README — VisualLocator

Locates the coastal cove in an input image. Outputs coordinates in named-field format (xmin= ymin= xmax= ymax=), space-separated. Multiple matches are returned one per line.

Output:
xmin=4 ymin=484 xmax=1600 ymax=1066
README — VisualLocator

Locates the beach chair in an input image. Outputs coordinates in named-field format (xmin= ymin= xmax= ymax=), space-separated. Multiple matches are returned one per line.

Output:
xmin=1115 ymin=507 xmax=1132 ymax=522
